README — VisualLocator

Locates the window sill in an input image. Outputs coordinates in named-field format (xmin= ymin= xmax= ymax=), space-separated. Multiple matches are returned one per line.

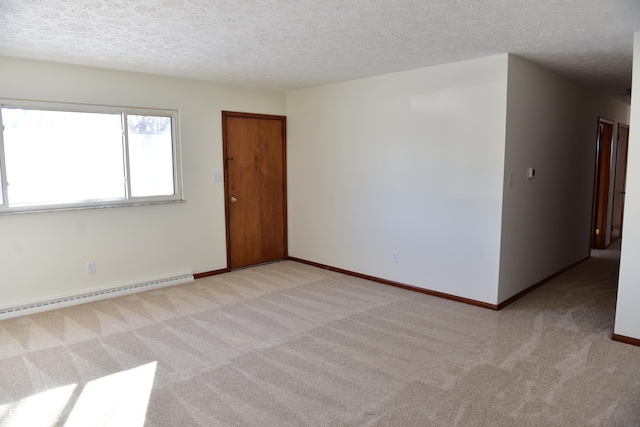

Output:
xmin=0 ymin=199 xmax=186 ymax=215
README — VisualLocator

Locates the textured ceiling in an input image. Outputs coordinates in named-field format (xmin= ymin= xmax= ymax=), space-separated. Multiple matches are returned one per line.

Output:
xmin=0 ymin=0 xmax=638 ymax=100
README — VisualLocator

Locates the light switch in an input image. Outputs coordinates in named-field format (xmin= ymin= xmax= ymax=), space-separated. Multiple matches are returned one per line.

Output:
xmin=527 ymin=168 xmax=535 ymax=179
xmin=213 ymin=171 xmax=224 ymax=182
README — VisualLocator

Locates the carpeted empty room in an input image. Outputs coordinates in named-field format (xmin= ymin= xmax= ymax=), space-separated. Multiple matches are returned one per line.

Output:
xmin=1 ymin=249 xmax=639 ymax=426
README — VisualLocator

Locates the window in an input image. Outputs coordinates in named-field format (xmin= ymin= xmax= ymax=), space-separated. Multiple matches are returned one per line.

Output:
xmin=0 ymin=101 xmax=182 ymax=213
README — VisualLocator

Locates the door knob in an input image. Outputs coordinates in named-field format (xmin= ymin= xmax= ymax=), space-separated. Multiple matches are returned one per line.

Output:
xmin=230 ymin=196 xmax=238 ymax=203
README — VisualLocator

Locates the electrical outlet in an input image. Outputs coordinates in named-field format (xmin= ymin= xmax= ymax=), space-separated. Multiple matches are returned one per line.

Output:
xmin=392 ymin=251 xmax=399 ymax=263
xmin=87 ymin=261 xmax=96 ymax=274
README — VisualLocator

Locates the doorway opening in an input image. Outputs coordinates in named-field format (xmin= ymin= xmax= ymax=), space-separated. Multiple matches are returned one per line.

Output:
xmin=611 ymin=123 xmax=630 ymax=242
xmin=591 ymin=118 xmax=614 ymax=250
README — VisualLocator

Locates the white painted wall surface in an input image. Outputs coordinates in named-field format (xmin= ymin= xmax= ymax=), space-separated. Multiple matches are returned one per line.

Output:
xmin=0 ymin=57 xmax=286 ymax=309
xmin=498 ymin=55 xmax=630 ymax=303
xmin=287 ymin=55 xmax=509 ymax=304
xmin=615 ymin=32 xmax=640 ymax=340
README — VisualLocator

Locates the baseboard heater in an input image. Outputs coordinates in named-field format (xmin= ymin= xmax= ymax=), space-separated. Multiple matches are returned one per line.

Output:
xmin=0 ymin=273 xmax=194 ymax=320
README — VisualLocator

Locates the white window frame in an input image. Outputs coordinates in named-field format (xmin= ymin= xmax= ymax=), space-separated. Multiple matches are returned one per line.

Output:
xmin=0 ymin=99 xmax=183 ymax=214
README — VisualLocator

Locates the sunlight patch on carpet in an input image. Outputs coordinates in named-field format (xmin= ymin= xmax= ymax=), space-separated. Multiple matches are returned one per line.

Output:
xmin=65 ymin=362 xmax=157 ymax=427
xmin=0 ymin=384 xmax=77 ymax=426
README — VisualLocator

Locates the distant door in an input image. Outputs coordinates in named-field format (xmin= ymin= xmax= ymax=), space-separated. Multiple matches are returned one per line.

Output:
xmin=611 ymin=123 xmax=630 ymax=241
xmin=222 ymin=112 xmax=286 ymax=269
xmin=592 ymin=119 xmax=613 ymax=249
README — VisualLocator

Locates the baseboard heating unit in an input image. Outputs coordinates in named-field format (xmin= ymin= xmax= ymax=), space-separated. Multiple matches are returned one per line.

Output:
xmin=0 ymin=273 xmax=194 ymax=320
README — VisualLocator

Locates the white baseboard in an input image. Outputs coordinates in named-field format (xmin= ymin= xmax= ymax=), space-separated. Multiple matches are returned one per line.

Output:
xmin=0 ymin=273 xmax=194 ymax=320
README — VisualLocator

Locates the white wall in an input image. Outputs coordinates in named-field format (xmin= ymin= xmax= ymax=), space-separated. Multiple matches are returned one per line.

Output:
xmin=287 ymin=55 xmax=509 ymax=304
xmin=0 ymin=57 xmax=286 ymax=309
xmin=615 ymin=32 xmax=640 ymax=340
xmin=498 ymin=55 xmax=630 ymax=303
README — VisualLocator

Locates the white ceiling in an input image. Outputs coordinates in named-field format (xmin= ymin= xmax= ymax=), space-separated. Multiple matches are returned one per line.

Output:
xmin=0 ymin=0 xmax=638 ymax=100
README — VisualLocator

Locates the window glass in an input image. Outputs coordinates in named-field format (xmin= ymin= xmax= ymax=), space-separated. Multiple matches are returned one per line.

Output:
xmin=127 ymin=115 xmax=175 ymax=197
xmin=3 ymin=108 xmax=125 ymax=206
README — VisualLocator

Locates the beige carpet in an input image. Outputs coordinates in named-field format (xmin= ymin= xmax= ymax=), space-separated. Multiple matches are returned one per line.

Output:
xmin=1 ymin=255 xmax=639 ymax=426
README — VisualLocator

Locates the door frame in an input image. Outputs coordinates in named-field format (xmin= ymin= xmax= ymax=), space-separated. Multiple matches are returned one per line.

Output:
xmin=590 ymin=117 xmax=614 ymax=250
xmin=221 ymin=111 xmax=288 ymax=269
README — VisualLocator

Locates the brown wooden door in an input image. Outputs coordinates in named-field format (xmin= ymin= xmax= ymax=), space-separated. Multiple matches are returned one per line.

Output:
xmin=222 ymin=112 xmax=286 ymax=269
xmin=611 ymin=123 xmax=630 ymax=241
xmin=592 ymin=119 xmax=613 ymax=249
